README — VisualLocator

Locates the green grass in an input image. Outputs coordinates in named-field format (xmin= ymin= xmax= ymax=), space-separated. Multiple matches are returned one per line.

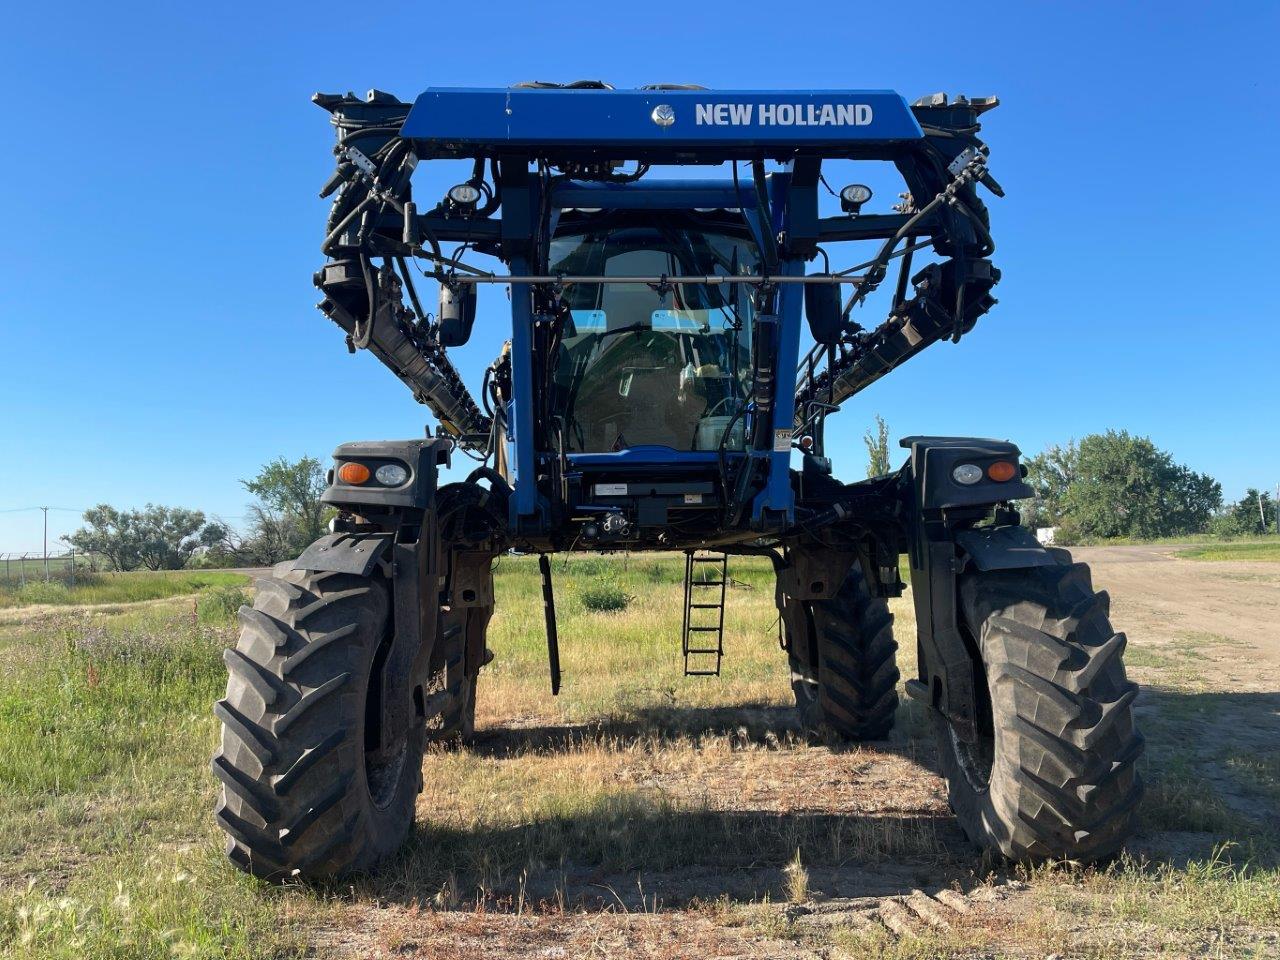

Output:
xmin=1176 ymin=541 xmax=1280 ymax=562
xmin=0 ymin=601 xmax=289 ymax=959
xmin=0 ymin=570 xmax=249 ymax=610
xmin=0 ymin=552 xmax=1277 ymax=958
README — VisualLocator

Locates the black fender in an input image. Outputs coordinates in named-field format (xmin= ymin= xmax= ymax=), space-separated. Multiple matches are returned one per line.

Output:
xmin=290 ymin=526 xmax=437 ymax=756
xmin=293 ymin=436 xmax=450 ymax=756
xmin=955 ymin=525 xmax=1057 ymax=571
xmin=900 ymin=436 xmax=1038 ymax=741
xmin=291 ymin=531 xmax=394 ymax=576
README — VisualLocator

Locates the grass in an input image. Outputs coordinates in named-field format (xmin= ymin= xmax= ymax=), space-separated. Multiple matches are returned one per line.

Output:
xmin=0 ymin=552 xmax=1277 ymax=958
xmin=0 ymin=606 xmax=289 ymax=958
xmin=0 ymin=570 xmax=248 ymax=610
xmin=1176 ymin=540 xmax=1280 ymax=562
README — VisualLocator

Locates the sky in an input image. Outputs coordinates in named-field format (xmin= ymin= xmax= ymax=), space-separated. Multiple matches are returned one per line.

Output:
xmin=2 ymin=1 xmax=1278 ymax=552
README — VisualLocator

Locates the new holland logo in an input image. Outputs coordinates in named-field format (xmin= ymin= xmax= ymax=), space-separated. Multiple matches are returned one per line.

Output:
xmin=694 ymin=102 xmax=874 ymax=127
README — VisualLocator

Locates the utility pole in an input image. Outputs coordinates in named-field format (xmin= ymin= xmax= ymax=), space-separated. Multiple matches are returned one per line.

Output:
xmin=1260 ymin=491 xmax=1268 ymax=535
xmin=41 ymin=506 xmax=49 ymax=583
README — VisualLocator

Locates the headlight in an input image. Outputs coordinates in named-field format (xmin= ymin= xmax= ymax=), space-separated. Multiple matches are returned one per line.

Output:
xmin=447 ymin=183 xmax=481 ymax=206
xmin=952 ymin=464 xmax=983 ymax=485
xmin=375 ymin=463 xmax=410 ymax=486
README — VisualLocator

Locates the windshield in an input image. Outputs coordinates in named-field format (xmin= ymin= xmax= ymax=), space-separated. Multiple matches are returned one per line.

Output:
xmin=549 ymin=221 xmax=759 ymax=453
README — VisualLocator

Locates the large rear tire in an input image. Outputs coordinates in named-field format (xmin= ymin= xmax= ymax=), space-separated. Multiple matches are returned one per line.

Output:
xmin=791 ymin=566 xmax=900 ymax=741
xmin=934 ymin=556 xmax=1143 ymax=863
xmin=212 ymin=568 xmax=424 ymax=879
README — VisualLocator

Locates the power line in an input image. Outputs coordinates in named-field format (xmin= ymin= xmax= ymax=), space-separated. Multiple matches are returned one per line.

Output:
xmin=0 ymin=506 xmax=84 ymax=514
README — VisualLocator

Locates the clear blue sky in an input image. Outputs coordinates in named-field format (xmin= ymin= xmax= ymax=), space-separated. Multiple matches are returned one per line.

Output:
xmin=3 ymin=1 xmax=1278 ymax=551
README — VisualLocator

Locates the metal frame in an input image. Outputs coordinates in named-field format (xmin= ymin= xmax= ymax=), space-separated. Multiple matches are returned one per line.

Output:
xmin=308 ymin=83 xmax=1035 ymax=724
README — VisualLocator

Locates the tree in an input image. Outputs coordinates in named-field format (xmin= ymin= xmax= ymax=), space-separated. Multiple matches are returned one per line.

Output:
xmin=133 ymin=505 xmax=223 ymax=570
xmin=863 ymin=415 xmax=891 ymax=477
xmin=63 ymin=504 xmax=143 ymax=571
xmin=241 ymin=455 xmax=330 ymax=561
xmin=1210 ymin=488 xmax=1276 ymax=537
xmin=63 ymin=504 xmax=225 ymax=571
xmin=1057 ymin=430 xmax=1221 ymax=540
xmin=1023 ymin=441 xmax=1079 ymax=529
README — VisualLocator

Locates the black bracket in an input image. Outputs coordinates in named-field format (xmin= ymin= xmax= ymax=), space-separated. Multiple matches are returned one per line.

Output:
xmin=538 ymin=554 xmax=561 ymax=695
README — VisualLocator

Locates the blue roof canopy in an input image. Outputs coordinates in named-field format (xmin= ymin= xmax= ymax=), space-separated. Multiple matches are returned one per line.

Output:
xmin=400 ymin=88 xmax=923 ymax=158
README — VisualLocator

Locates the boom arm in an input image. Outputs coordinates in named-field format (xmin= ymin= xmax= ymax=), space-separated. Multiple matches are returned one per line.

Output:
xmin=313 ymin=91 xmax=491 ymax=449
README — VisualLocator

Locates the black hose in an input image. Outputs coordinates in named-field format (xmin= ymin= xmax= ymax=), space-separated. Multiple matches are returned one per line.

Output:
xmin=321 ymin=194 xmax=375 ymax=253
xmin=751 ymin=160 xmax=778 ymax=272
xmin=354 ymin=254 xmax=377 ymax=350
xmin=395 ymin=256 xmax=429 ymax=329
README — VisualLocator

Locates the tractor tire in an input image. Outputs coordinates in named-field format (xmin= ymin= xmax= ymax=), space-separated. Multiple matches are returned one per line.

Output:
xmin=934 ymin=557 xmax=1143 ymax=863
xmin=792 ymin=566 xmax=900 ymax=741
xmin=212 ymin=568 xmax=424 ymax=880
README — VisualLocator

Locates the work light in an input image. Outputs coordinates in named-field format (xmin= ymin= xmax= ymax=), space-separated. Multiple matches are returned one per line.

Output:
xmin=840 ymin=183 xmax=872 ymax=214
xmin=447 ymin=183 xmax=482 ymax=207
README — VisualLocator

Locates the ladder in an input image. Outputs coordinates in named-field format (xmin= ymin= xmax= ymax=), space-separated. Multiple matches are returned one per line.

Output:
xmin=682 ymin=551 xmax=728 ymax=676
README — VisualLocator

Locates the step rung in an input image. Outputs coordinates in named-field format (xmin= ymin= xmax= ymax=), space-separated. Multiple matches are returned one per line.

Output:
xmin=685 ymin=669 xmax=720 ymax=676
xmin=690 ymin=580 xmax=724 ymax=587
xmin=690 ymin=556 xmax=725 ymax=563
xmin=689 ymin=603 xmax=721 ymax=609
xmin=685 ymin=650 xmax=722 ymax=656
xmin=688 ymin=626 xmax=721 ymax=632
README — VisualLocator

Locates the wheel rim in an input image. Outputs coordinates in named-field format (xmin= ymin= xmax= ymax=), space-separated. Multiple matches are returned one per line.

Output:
xmin=365 ymin=741 xmax=408 ymax=811
xmin=363 ymin=659 xmax=408 ymax=811
xmin=949 ymin=722 xmax=995 ymax=792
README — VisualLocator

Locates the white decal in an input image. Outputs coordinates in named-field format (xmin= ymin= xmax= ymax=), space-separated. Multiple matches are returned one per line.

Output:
xmin=696 ymin=103 xmax=873 ymax=127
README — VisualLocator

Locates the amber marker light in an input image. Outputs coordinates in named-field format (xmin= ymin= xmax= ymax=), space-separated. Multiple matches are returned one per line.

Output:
xmin=987 ymin=460 xmax=1017 ymax=482
xmin=338 ymin=462 xmax=371 ymax=484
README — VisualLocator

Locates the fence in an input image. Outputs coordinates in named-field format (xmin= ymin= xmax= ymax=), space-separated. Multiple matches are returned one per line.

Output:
xmin=0 ymin=550 xmax=101 ymax=588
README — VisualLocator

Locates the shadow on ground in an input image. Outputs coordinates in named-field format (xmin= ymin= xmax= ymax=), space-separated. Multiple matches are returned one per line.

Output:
xmin=332 ymin=687 xmax=1280 ymax=911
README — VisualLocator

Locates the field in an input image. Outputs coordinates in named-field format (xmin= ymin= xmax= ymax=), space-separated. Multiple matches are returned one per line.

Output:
xmin=0 ymin=570 xmax=249 ymax=612
xmin=0 ymin=547 xmax=1277 ymax=958
xmin=1177 ymin=540 xmax=1280 ymax=562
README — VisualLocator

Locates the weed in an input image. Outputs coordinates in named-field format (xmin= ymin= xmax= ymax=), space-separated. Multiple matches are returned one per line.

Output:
xmin=579 ymin=574 xmax=633 ymax=613
xmin=197 ymin=585 xmax=249 ymax=624
xmin=783 ymin=848 xmax=809 ymax=903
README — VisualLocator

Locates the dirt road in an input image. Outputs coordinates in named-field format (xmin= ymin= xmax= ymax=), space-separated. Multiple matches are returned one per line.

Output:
xmin=1072 ymin=544 xmax=1280 ymax=668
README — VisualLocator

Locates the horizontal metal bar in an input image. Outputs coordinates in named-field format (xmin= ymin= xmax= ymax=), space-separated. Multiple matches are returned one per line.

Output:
xmin=449 ymin=273 xmax=865 ymax=285
xmin=553 ymin=179 xmax=759 ymax=211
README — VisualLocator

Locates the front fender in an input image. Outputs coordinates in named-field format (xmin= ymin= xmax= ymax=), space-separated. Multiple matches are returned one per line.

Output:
xmin=955 ymin=526 xmax=1057 ymax=572
xmin=291 ymin=531 xmax=393 ymax=577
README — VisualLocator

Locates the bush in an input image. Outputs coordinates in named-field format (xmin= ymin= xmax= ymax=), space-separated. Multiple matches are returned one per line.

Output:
xmin=18 ymin=580 xmax=71 ymax=604
xmin=197 ymin=585 xmax=249 ymax=623
xmin=579 ymin=575 xmax=633 ymax=613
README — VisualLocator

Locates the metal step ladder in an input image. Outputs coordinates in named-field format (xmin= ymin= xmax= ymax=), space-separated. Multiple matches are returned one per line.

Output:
xmin=682 ymin=550 xmax=728 ymax=676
